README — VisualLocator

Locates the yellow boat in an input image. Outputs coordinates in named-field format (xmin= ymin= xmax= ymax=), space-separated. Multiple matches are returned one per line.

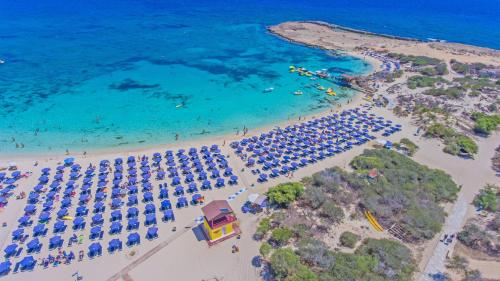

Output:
xmin=325 ymin=88 xmax=336 ymax=96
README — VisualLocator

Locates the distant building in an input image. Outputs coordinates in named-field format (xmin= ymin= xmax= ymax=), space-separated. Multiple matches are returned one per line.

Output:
xmin=201 ymin=200 xmax=240 ymax=246
xmin=368 ymin=168 xmax=378 ymax=179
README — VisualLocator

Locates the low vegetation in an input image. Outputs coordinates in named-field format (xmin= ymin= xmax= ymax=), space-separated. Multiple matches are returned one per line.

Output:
xmin=422 ymin=86 xmax=465 ymax=99
xmin=385 ymin=69 xmax=404 ymax=82
xmin=349 ymin=149 xmax=459 ymax=241
xmin=407 ymin=75 xmax=446 ymax=89
xmin=339 ymin=231 xmax=360 ymax=248
xmin=418 ymin=63 xmax=448 ymax=76
xmin=425 ymin=123 xmax=478 ymax=157
xmin=257 ymin=150 xmax=459 ymax=280
xmin=388 ymin=53 xmax=442 ymax=66
xmin=458 ymin=185 xmax=500 ymax=258
xmin=394 ymin=138 xmax=419 ymax=156
xmin=266 ymin=182 xmax=305 ymax=207
xmin=471 ymin=112 xmax=500 ymax=136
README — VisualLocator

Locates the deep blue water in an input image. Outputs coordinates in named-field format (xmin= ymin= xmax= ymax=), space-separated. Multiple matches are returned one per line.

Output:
xmin=0 ymin=0 xmax=498 ymax=154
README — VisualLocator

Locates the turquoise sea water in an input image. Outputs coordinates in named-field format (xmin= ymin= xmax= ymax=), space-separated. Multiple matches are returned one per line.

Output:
xmin=0 ymin=0 xmax=498 ymax=154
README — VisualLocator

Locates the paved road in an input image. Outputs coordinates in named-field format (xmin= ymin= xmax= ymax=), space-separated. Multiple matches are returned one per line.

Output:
xmin=419 ymin=194 xmax=468 ymax=281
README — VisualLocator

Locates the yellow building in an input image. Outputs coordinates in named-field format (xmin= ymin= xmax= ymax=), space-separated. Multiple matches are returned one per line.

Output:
xmin=201 ymin=200 xmax=240 ymax=246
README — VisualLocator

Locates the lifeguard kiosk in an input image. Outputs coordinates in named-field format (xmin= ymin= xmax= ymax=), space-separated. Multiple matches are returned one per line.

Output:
xmin=201 ymin=200 xmax=240 ymax=246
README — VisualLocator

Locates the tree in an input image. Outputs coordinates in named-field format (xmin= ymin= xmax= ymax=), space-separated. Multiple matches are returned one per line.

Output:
xmin=455 ymin=135 xmax=478 ymax=155
xmin=267 ymin=182 xmax=305 ymax=207
xmin=271 ymin=227 xmax=294 ymax=246
xmin=303 ymin=187 xmax=326 ymax=209
xmin=339 ymin=231 xmax=360 ymax=248
xmin=473 ymin=184 xmax=499 ymax=212
xmin=297 ymin=238 xmax=334 ymax=269
xmin=259 ymin=242 xmax=272 ymax=258
xmin=269 ymin=248 xmax=301 ymax=281
xmin=254 ymin=217 xmax=271 ymax=240
xmin=319 ymin=202 xmax=345 ymax=224
xmin=446 ymin=255 xmax=469 ymax=274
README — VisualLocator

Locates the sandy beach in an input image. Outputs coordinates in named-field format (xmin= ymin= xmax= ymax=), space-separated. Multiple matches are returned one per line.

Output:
xmin=1 ymin=21 xmax=499 ymax=281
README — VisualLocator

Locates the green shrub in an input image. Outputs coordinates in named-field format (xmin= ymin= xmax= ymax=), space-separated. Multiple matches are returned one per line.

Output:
xmin=422 ymin=86 xmax=464 ymax=99
xmin=473 ymin=184 xmax=499 ymax=212
xmin=271 ymin=227 xmax=294 ymax=246
xmin=471 ymin=112 xmax=500 ymax=135
xmin=254 ymin=217 xmax=271 ymax=240
xmin=407 ymin=75 xmax=445 ymax=89
xmin=455 ymin=135 xmax=478 ymax=155
xmin=349 ymin=149 xmax=459 ymax=241
xmin=319 ymin=202 xmax=345 ymax=224
xmin=339 ymin=231 xmax=360 ymax=248
xmin=267 ymin=182 xmax=305 ymax=207
xmin=425 ymin=123 xmax=456 ymax=139
xmin=397 ymin=138 xmax=419 ymax=156
xmin=259 ymin=242 xmax=272 ymax=258
xmin=270 ymin=248 xmax=318 ymax=281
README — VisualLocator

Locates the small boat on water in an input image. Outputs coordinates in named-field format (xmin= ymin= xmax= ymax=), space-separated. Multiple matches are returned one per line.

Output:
xmin=326 ymin=88 xmax=336 ymax=96
xmin=0 ymin=59 xmax=4 ymax=64
xmin=294 ymin=90 xmax=303 ymax=96
xmin=317 ymin=85 xmax=325 ymax=91
xmin=175 ymin=103 xmax=184 ymax=108
xmin=263 ymin=87 xmax=274 ymax=93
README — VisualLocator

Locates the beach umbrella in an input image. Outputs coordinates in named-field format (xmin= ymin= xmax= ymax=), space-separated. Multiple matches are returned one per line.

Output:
xmin=146 ymin=227 xmax=158 ymax=240
xmin=24 ymin=204 xmax=36 ymax=214
xmin=127 ymin=233 xmax=140 ymax=246
xmin=127 ymin=219 xmax=139 ymax=231
xmin=145 ymin=214 xmax=157 ymax=226
xmin=54 ymin=220 xmax=67 ymax=233
xmin=144 ymin=203 xmax=155 ymax=214
xmin=18 ymin=216 xmax=32 ymax=227
xmin=108 ymin=239 xmax=122 ymax=253
xmin=88 ymin=242 xmax=102 ymax=258
xmin=4 ymin=244 xmax=17 ymax=258
xmin=90 ymin=226 xmax=103 ymax=240
xmin=19 ymin=256 xmax=36 ymax=271
xmin=71 ymin=216 xmax=84 ymax=230
xmin=160 ymin=200 xmax=172 ymax=211
xmin=215 ymin=178 xmax=225 ymax=188
xmin=64 ymin=157 xmax=75 ymax=166
xmin=57 ymin=208 xmax=69 ymax=219
xmin=0 ymin=260 xmax=11 ymax=276
xmin=176 ymin=197 xmax=188 ymax=208
xmin=93 ymin=202 xmax=105 ymax=213
xmin=26 ymin=238 xmax=41 ymax=253
xmin=111 ymin=198 xmax=122 ymax=209
xmin=92 ymin=213 xmax=104 ymax=226
xmin=49 ymin=236 xmax=63 ymax=249
xmin=61 ymin=198 xmax=71 ymax=208
xmin=109 ymin=222 xmax=122 ymax=235
xmin=127 ymin=195 xmax=138 ymax=206
xmin=76 ymin=206 xmax=88 ymax=217
xmin=127 ymin=207 xmax=139 ymax=218
xmin=163 ymin=209 xmax=175 ymax=221
xmin=110 ymin=210 xmax=122 ymax=222
xmin=159 ymin=188 xmax=169 ymax=199
xmin=33 ymin=224 xmax=47 ymax=237
xmin=12 ymin=228 xmax=24 ymax=241
xmin=38 ymin=211 xmax=50 ymax=222
xmin=143 ymin=192 xmax=153 ymax=203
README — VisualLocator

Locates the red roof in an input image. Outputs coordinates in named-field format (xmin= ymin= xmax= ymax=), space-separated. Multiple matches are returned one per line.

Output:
xmin=201 ymin=200 xmax=234 ymax=222
xmin=368 ymin=168 xmax=378 ymax=178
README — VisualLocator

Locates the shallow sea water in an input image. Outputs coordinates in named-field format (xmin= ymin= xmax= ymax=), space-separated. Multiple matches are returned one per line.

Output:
xmin=0 ymin=0 xmax=498 ymax=154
